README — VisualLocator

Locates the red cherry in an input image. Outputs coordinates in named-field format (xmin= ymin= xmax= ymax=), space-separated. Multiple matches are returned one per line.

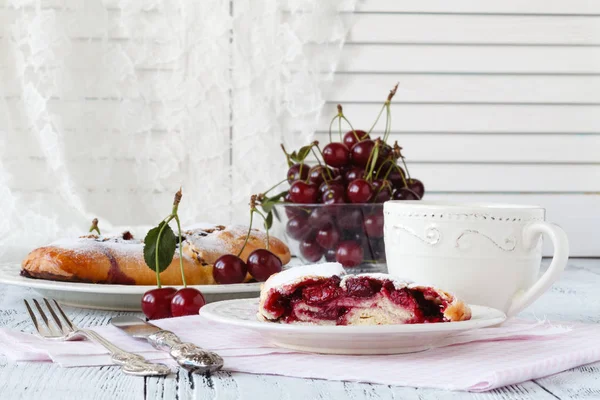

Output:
xmin=289 ymin=181 xmax=319 ymax=204
xmin=343 ymin=167 xmax=365 ymax=183
xmin=387 ymin=167 xmax=406 ymax=190
xmin=322 ymin=143 xmax=350 ymax=168
xmin=171 ymin=288 xmax=206 ymax=317
xmin=286 ymin=215 xmax=311 ymax=240
xmin=141 ymin=287 xmax=177 ymax=320
xmin=287 ymin=163 xmax=309 ymax=184
xmin=343 ymin=130 xmax=370 ymax=149
xmin=372 ymin=180 xmax=392 ymax=203
xmin=350 ymin=140 xmax=375 ymax=168
xmin=308 ymin=165 xmax=333 ymax=187
xmin=318 ymin=178 xmax=343 ymax=195
xmin=336 ymin=207 xmax=364 ymax=231
xmin=346 ymin=179 xmax=374 ymax=203
xmin=299 ymin=239 xmax=324 ymax=262
xmin=213 ymin=254 xmax=248 ymax=284
xmin=407 ymin=178 xmax=425 ymax=199
xmin=316 ymin=225 xmax=341 ymax=249
xmin=308 ymin=207 xmax=334 ymax=229
xmin=247 ymin=249 xmax=283 ymax=282
xmin=393 ymin=188 xmax=420 ymax=200
xmin=375 ymin=144 xmax=393 ymax=168
xmin=335 ymin=241 xmax=364 ymax=268
xmin=324 ymin=248 xmax=337 ymax=262
xmin=322 ymin=185 xmax=346 ymax=204
xmin=364 ymin=213 xmax=384 ymax=238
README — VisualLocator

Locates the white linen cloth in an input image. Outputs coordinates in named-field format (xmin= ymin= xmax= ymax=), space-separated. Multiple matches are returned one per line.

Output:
xmin=2 ymin=316 xmax=599 ymax=392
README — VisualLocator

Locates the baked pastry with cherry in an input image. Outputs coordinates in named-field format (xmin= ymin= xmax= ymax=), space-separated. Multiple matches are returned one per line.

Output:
xmin=21 ymin=225 xmax=290 ymax=286
xmin=258 ymin=263 xmax=471 ymax=325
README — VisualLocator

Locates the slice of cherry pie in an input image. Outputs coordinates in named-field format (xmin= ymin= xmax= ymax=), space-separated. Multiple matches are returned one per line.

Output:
xmin=258 ymin=263 xmax=471 ymax=325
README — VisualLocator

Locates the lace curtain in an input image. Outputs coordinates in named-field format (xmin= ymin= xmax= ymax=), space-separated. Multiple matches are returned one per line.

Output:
xmin=0 ymin=0 xmax=356 ymax=261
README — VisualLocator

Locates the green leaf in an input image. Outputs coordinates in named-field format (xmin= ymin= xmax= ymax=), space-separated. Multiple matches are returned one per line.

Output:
xmin=143 ymin=221 xmax=178 ymax=273
xmin=260 ymin=190 xmax=288 ymax=214
xmin=264 ymin=211 xmax=273 ymax=230
xmin=289 ymin=151 xmax=299 ymax=163
xmin=297 ymin=145 xmax=312 ymax=161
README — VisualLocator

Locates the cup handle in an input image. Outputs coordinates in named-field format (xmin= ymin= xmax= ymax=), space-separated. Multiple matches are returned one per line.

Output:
xmin=506 ymin=221 xmax=569 ymax=317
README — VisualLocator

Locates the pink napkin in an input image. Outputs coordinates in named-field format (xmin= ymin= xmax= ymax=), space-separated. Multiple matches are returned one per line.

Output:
xmin=1 ymin=317 xmax=599 ymax=392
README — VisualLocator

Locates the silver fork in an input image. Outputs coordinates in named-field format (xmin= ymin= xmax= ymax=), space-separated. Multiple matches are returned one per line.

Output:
xmin=24 ymin=298 xmax=172 ymax=376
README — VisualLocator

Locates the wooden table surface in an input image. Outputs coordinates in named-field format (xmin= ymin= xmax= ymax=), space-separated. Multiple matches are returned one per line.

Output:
xmin=1 ymin=258 xmax=599 ymax=399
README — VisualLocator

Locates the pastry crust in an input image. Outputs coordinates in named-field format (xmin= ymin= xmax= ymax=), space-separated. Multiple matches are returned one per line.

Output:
xmin=21 ymin=225 xmax=290 ymax=286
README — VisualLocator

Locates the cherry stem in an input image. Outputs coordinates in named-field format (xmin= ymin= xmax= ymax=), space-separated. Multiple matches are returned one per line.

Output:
xmin=363 ymin=140 xmax=381 ymax=181
xmin=338 ymin=116 xmax=342 ymax=142
xmin=313 ymin=144 xmax=333 ymax=180
xmin=89 ymin=218 xmax=100 ymax=235
xmin=253 ymin=208 xmax=271 ymax=250
xmin=310 ymin=148 xmax=322 ymax=166
xmin=337 ymin=104 xmax=358 ymax=141
xmin=280 ymin=144 xmax=292 ymax=167
xmin=400 ymin=156 xmax=411 ymax=180
xmin=328 ymin=115 xmax=338 ymax=143
xmin=237 ymin=211 xmax=254 ymax=258
xmin=263 ymin=178 xmax=288 ymax=196
xmin=154 ymin=216 xmax=174 ymax=289
xmin=368 ymin=83 xmax=398 ymax=135
xmin=174 ymin=215 xmax=186 ymax=287
xmin=367 ymin=104 xmax=386 ymax=135
xmin=383 ymin=103 xmax=392 ymax=143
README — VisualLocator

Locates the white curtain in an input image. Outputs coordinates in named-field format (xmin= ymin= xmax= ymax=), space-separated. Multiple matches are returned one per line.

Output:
xmin=0 ymin=0 xmax=356 ymax=261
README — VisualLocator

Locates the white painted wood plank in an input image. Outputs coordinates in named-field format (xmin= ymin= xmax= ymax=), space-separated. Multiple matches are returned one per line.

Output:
xmin=314 ymin=132 xmax=600 ymax=163
xmin=354 ymin=0 xmax=600 ymax=14
xmin=402 ymin=164 xmax=600 ymax=192
xmin=425 ymin=193 xmax=600 ymax=257
xmin=318 ymin=103 xmax=600 ymax=133
xmin=348 ymin=14 xmax=600 ymax=45
xmin=6 ymin=73 xmax=600 ymax=104
xmin=328 ymin=74 xmax=600 ymax=103
xmin=336 ymin=45 xmax=600 ymax=74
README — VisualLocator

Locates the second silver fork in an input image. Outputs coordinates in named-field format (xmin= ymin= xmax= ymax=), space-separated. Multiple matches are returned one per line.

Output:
xmin=24 ymin=298 xmax=172 ymax=376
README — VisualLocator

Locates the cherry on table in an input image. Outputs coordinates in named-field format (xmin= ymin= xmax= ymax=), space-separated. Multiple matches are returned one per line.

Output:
xmin=289 ymin=181 xmax=319 ymax=204
xmin=171 ymin=288 xmax=206 ymax=317
xmin=141 ymin=287 xmax=177 ymax=320
xmin=213 ymin=254 xmax=248 ymax=284
xmin=299 ymin=239 xmax=324 ymax=262
xmin=393 ymin=188 xmax=420 ymax=200
xmin=347 ymin=178 xmax=374 ymax=203
xmin=323 ymin=143 xmax=350 ymax=168
xmin=343 ymin=130 xmax=370 ymax=149
xmin=287 ymin=163 xmax=309 ymax=184
xmin=350 ymin=140 xmax=375 ymax=168
xmin=247 ymin=249 xmax=283 ymax=282
xmin=335 ymin=241 xmax=364 ymax=268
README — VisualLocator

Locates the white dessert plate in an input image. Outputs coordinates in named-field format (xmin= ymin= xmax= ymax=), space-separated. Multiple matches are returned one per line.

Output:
xmin=0 ymin=263 xmax=261 ymax=311
xmin=200 ymin=298 xmax=507 ymax=355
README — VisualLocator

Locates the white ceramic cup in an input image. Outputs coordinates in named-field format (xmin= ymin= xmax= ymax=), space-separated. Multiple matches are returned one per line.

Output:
xmin=383 ymin=201 xmax=569 ymax=317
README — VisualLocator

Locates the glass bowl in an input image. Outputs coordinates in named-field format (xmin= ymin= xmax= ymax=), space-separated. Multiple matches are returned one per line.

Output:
xmin=271 ymin=203 xmax=387 ymax=272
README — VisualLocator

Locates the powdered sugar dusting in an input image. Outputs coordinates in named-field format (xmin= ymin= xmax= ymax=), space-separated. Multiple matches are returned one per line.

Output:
xmin=186 ymin=225 xmax=268 ymax=254
xmin=263 ymin=263 xmax=346 ymax=293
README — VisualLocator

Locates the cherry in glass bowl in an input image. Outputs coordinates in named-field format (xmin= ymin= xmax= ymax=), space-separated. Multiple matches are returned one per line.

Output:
xmin=271 ymin=203 xmax=387 ymax=272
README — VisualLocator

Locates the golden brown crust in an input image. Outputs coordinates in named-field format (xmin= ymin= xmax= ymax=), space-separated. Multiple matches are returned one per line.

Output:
xmin=21 ymin=225 xmax=290 ymax=286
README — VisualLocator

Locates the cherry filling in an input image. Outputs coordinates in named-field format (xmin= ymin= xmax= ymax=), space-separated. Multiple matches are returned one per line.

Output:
xmin=263 ymin=276 xmax=449 ymax=325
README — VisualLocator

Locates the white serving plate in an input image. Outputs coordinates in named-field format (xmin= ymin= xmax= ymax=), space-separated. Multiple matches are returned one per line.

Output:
xmin=0 ymin=264 xmax=260 ymax=311
xmin=200 ymin=298 xmax=506 ymax=355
